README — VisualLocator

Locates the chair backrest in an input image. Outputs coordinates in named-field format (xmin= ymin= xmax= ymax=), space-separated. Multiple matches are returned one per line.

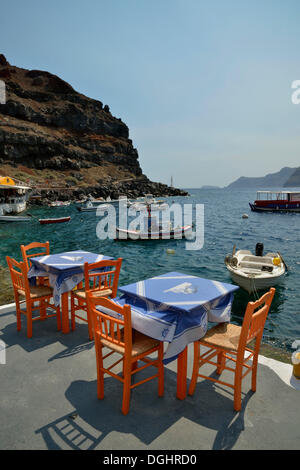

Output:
xmin=6 ymin=256 xmax=30 ymax=299
xmin=20 ymin=241 xmax=50 ymax=271
xmin=84 ymin=258 xmax=122 ymax=298
xmin=238 ymin=287 xmax=275 ymax=353
xmin=86 ymin=294 xmax=132 ymax=354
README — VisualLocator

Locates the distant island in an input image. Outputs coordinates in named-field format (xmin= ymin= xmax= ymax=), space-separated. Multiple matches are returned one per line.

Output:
xmin=200 ymin=185 xmax=220 ymax=189
xmin=226 ymin=166 xmax=300 ymax=189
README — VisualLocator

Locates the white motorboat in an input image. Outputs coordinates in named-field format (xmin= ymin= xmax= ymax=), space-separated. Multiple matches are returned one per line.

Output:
xmin=225 ymin=244 xmax=286 ymax=294
xmin=128 ymin=194 xmax=167 ymax=211
xmin=129 ymin=201 xmax=168 ymax=212
xmin=115 ymin=222 xmax=193 ymax=241
xmin=0 ymin=214 xmax=32 ymax=222
xmin=49 ymin=201 xmax=71 ymax=207
xmin=77 ymin=201 xmax=110 ymax=212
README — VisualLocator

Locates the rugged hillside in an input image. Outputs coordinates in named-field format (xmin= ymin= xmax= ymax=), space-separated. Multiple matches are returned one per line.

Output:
xmin=226 ymin=167 xmax=297 ymax=189
xmin=284 ymin=167 xmax=300 ymax=187
xmin=0 ymin=54 xmax=187 ymax=201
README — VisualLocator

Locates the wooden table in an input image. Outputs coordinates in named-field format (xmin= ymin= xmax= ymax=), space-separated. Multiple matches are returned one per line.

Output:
xmin=27 ymin=250 xmax=113 ymax=333
xmin=116 ymin=271 xmax=239 ymax=399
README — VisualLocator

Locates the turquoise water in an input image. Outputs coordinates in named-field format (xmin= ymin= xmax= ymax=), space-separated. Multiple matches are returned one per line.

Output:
xmin=0 ymin=188 xmax=299 ymax=352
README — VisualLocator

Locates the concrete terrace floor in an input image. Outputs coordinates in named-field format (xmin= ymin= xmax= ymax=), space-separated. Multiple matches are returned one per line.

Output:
xmin=0 ymin=304 xmax=300 ymax=451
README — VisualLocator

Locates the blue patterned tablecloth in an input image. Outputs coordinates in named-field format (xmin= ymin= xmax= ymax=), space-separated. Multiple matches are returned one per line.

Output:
xmin=99 ymin=272 xmax=239 ymax=364
xmin=28 ymin=250 xmax=113 ymax=306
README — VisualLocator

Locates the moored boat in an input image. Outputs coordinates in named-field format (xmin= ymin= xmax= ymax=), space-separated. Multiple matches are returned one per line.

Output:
xmin=49 ymin=201 xmax=71 ymax=207
xmin=39 ymin=216 xmax=71 ymax=224
xmin=115 ymin=224 xmax=193 ymax=241
xmin=77 ymin=201 xmax=110 ymax=212
xmin=0 ymin=214 xmax=32 ymax=222
xmin=0 ymin=176 xmax=31 ymax=216
xmin=225 ymin=244 xmax=286 ymax=294
xmin=250 ymin=191 xmax=300 ymax=212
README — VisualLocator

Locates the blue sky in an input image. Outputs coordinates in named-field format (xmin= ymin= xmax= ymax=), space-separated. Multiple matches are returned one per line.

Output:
xmin=0 ymin=0 xmax=300 ymax=187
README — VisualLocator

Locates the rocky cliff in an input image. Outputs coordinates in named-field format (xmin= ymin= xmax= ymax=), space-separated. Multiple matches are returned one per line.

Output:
xmin=0 ymin=54 xmax=187 ymax=201
xmin=284 ymin=167 xmax=300 ymax=187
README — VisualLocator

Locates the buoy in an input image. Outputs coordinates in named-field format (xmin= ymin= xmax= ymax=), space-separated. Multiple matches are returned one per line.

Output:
xmin=242 ymin=214 xmax=248 ymax=219
xmin=166 ymin=249 xmax=175 ymax=255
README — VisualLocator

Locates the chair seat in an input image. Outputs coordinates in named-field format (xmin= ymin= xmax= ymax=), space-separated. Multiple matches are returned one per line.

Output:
xmin=18 ymin=285 xmax=53 ymax=299
xmin=73 ymin=287 xmax=113 ymax=300
xmin=200 ymin=322 xmax=242 ymax=352
xmin=101 ymin=330 xmax=161 ymax=357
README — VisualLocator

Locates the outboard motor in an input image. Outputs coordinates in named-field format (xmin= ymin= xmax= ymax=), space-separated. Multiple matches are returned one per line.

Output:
xmin=255 ymin=242 xmax=264 ymax=257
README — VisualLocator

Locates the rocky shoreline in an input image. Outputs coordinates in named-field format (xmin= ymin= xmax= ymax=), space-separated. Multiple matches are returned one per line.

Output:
xmin=0 ymin=54 xmax=188 ymax=202
xmin=28 ymin=175 xmax=189 ymax=206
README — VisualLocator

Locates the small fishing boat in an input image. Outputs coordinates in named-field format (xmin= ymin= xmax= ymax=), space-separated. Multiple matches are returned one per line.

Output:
xmin=115 ymin=224 xmax=193 ymax=241
xmin=128 ymin=194 xmax=167 ymax=211
xmin=129 ymin=201 xmax=168 ymax=212
xmin=77 ymin=201 xmax=110 ymax=212
xmin=49 ymin=201 xmax=71 ymax=207
xmin=225 ymin=243 xmax=286 ymax=294
xmin=0 ymin=214 xmax=32 ymax=222
xmin=39 ymin=216 xmax=71 ymax=225
xmin=250 ymin=191 xmax=300 ymax=213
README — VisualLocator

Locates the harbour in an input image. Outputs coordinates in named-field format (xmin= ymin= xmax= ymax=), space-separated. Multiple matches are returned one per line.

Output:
xmin=0 ymin=187 xmax=299 ymax=355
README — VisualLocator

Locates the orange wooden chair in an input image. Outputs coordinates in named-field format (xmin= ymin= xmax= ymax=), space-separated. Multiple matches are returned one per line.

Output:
xmin=71 ymin=258 xmax=122 ymax=340
xmin=86 ymin=294 xmax=164 ymax=415
xmin=6 ymin=256 xmax=61 ymax=338
xmin=188 ymin=288 xmax=275 ymax=411
xmin=21 ymin=241 xmax=50 ymax=286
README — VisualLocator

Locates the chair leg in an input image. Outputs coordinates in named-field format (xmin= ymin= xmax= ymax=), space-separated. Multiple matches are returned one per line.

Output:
xmin=56 ymin=306 xmax=61 ymax=331
xmin=122 ymin=359 xmax=132 ymax=415
xmin=95 ymin=343 xmax=105 ymax=400
xmin=26 ymin=303 xmax=33 ymax=338
xmin=217 ymin=350 xmax=225 ymax=375
xmin=70 ymin=294 xmax=76 ymax=331
xmin=158 ymin=343 xmax=164 ymax=397
xmin=39 ymin=299 xmax=46 ymax=320
xmin=233 ymin=363 xmax=243 ymax=411
xmin=15 ymin=294 xmax=21 ymax=331
xmin=87 ymin=306 xmax=94 ymax=341
xmin=188 ymin=341 xmax=200 ymax=396
xmin=251 ymin=350 xmax=259 ymax=392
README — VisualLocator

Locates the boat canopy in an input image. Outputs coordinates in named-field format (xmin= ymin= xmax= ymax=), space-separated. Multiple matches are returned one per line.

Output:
xmin=0 ymin=176 xmax=15 ymax=186
xmin=256 ymin=190 xmax=300 ymax=201
xmin=0 ymin=176 xmax=31 ymax=190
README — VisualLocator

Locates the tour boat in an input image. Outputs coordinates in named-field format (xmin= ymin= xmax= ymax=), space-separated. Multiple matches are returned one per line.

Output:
xmin=39 ymin=216 xmax=71 ymax=225
xmin=225 ymin=244 xmax=286 ymax=294
xmin=0 ymin=176 xmax=31 ymax=216
xmin=249 ymin=191 xmax=300 ymax=212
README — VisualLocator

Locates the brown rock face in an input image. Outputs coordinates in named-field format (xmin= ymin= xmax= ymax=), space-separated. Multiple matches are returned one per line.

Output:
xmin=0 ymin=54 xmax=188 ymax=200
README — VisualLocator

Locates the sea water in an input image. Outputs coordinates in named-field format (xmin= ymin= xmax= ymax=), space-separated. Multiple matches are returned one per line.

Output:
xmin=0 ymin=187 xmax=299 ymax=353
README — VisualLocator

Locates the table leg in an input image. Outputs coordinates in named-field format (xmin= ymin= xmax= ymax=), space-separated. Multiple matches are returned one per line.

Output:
xmin=176 ymin=346 xmax=188 ymax=400
xmin=61 ymin=292 xmax=70 ymax=334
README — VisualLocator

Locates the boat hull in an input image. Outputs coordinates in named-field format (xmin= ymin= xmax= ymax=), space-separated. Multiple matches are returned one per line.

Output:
xmin=249 ymin=202 xmax=300 ymax=213
xmin=0 ymin=215 xmax=32 ymax=222
xmin=115 ymin=225 xmax=192 ymax=241
xmin=225 ymin=248 xmax=286 ymax=294
xmin=227 ymin=269 xmax=283 ymax=294
xmin=39 ymin=217 xmax=71 ymax=224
